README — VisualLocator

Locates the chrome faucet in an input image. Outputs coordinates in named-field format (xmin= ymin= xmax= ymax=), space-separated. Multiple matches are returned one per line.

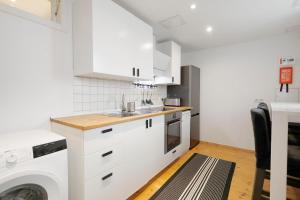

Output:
xmin=141 ymin=89 xmax=146 ymax=106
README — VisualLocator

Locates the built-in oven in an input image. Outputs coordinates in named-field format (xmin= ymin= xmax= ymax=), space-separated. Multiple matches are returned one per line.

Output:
xmin=165 ymin=111 xmax=182 ymax=154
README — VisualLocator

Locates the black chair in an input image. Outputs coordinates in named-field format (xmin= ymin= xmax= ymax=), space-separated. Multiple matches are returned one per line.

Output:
xmin=257 ymin=102 xmax=300 ymax=146
xmin=251 ymin=108 xmax=300 ymax=200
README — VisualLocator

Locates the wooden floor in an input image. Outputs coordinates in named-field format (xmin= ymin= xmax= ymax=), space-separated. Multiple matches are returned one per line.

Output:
xmin=130 ymin=142 xmax=300 ymax=200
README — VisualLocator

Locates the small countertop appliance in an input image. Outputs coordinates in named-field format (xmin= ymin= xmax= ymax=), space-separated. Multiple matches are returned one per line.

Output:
xmin=164 ymin=98 xmax=181 ymax=107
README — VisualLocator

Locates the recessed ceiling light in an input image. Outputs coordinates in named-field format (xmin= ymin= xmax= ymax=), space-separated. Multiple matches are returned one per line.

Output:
xmin=10 ymin=0 xmax=16 ymax=2
xmin=190 ymin=4 xmax=197 ymax=10
xmin=206 ymin=26 xmax=213 ymax=33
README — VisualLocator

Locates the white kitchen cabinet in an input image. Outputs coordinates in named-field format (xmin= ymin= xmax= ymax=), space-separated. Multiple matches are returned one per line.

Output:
xmin=154 ymin=50 xmax=171 ymax=71
xmin=73 ymin=0 xmax=153 ymax=81
xmin=85 ymin=166 xmax=128 ymax=200
xmin=163 ymin=146 xmax=181 ymax=168
xmin=162 ymin=111 xmax=191 ymax=167
xmin=122 ymin=116 xmax=165 ymax=189
xmin=181 ymin=111 xmax=191 ymax=153
xmin=156 ymin=41 xmax=181 ymax=85
xmin=51 ymin=115 xmax=165 ymax=200
xmin=144 ymin=117 xmax=165 ymax=176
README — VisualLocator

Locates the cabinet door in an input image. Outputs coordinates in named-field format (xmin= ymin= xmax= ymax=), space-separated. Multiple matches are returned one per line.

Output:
xmin=121 ymin=116 xmax=164 ymax=191
xmin=92 ymin=0 xmax=134 ymax=78
xmin=146 ymin=116 xmax=165 ymax=160
xmin=181 ymin=111 xmax=191 ymax=153
xmin=171 ymin=42 xmax=181 ymax=85
xmin=133 ymin=20 xmax=154 ymax=80
xmin=92 ymin=0 xmax=153 ymax=80
xmin=145 ymin=116 xmax=165 ymax=176
xmin=156 ymin=41 xmax=181 ymax=85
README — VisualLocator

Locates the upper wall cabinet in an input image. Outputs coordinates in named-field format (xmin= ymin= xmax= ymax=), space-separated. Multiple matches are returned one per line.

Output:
xmin=156 ymin=41 xmax=181 ymax=85
xmin=73 ymin=0 xmax=154 ymax=81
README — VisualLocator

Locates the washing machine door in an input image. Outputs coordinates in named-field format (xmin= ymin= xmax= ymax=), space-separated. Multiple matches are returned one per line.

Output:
xmin=0 ymin=173 xmax=64 ymax=200
xmin=0 ymin=183 xmax=47 ymax=200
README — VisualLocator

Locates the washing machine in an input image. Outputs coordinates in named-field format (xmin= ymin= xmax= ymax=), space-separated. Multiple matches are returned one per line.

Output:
xmin=0 ymin=130 xmax=68 ymax=200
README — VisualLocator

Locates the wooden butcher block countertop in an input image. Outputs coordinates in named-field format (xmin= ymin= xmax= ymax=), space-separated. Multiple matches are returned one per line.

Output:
xmin=51 ymin=106 xmax=192 ymax=131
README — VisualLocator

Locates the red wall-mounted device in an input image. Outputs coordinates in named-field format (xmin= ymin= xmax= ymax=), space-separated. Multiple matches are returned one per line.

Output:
xmin=279 ymin=66 xmax=293 ymax=92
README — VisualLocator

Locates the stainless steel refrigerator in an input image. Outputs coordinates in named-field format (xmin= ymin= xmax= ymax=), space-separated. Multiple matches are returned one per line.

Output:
xmin=167 ymin=65 xmax=200 ymax=149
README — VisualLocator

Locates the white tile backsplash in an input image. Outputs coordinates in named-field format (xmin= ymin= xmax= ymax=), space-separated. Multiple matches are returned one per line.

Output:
xmin=72 ymin=77 xmax=167 ymax=113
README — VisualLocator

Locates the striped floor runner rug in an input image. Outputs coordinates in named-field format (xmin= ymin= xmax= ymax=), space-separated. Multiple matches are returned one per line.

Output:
xmin=150 ymin=154 xmax=236 ymax=200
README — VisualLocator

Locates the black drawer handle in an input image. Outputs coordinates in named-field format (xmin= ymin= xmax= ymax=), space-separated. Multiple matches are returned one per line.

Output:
xmin=146 ymin=120 xmax=148 ymax=129
xmin=133 ymin=68 xmax=136 ymax=76
xmin=137 ymin=68 xmax=140 ymax=77
xmin=172 ymin=150 xmax=176 ymax=154
xmin=102 ymin=151 xmax=113 ymax=157
xmin=191 ymin=113 xmax=200 ymax=117
xmin=102 ymin=128 xmax=112 ymax=134
xmin=102 ymin=173 xmax=113 ymax=181
xmin=149 ymin=119 xmax=152 ymax=127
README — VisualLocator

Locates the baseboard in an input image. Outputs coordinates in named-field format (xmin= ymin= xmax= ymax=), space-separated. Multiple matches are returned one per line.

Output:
xmin=199 ymin=140 xmax=255 ymax=154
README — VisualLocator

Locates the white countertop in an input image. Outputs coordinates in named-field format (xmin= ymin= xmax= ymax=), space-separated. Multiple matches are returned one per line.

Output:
xmin=270 ymin=102 xmax=300 ymax=200
xmin=271 ymin=102 xmax=300 ymax=112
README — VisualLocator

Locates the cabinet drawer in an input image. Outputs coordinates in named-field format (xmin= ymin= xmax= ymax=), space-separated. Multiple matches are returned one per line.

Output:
xmin=85 ymin=166 xmax=131 ymax=200
xmin=83 ymin=124 xmax=122 ymax=155
xmin=163 ymin=147 xmax=180 ymax=168
xmin=84 ymin=145 xmax=123 ymax=180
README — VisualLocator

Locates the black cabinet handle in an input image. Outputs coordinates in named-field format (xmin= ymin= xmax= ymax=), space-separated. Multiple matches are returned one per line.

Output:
xmin=133 ymin=68 xmax=136 ymax=76
xmin=146 ymin=120 xmax=148 ymax=129
xmin=149 ymin=119 xmax=152 ymax=127
xmin=102 ymin=128 xmax=113 ymax=134
xmin=137 ymin=68 xmax=140 ymax=77
xmin=102 ymin=151 xmax=113 ymax=157
xmin=102 ymin=173 xmax=113 ymax=181
xmin=172 ymin=76 xmax=174 ymax=83
xmin=191 ymin=113 xmax=200 ymax=117
xmin=172 ymin=150 xmax=176 ymax=154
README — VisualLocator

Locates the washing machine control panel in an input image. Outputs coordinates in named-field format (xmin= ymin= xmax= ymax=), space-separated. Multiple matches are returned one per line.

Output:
xmin=0 ymin=140 xmax=67 ymax=169
xmin=0 ymin=148 xmax=33 ymax=169
xmin=32 ymin=139 xmax=67 ymax=158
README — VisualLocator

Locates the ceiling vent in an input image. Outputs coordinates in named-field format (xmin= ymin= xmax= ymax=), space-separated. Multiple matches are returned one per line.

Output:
xmin=159 ymin=15 xmax=186 ymax=29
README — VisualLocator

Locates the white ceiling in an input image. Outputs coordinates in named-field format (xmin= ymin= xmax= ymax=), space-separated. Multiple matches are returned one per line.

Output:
xmin=113 ymin=0 xmax=300 ymax=52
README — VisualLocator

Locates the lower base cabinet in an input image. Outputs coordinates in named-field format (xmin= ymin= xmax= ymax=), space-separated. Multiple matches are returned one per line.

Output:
xmin=181 ymin=111 xmax=191 ymax=153
xmin=52 ymin=111 xmax=191 ymax=200
xmin=85 ymin=166 xmax=129 ymax=200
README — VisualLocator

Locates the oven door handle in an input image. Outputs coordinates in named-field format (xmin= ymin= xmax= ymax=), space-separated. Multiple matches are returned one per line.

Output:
xmin=167 ymin=119 xmax=181 ymax=126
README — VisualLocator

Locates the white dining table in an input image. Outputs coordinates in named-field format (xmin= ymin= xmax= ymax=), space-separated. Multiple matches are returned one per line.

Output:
xmin=270 ymin=102 xmax=300 ymax=200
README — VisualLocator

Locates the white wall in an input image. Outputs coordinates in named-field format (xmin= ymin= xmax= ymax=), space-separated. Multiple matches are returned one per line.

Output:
xmin=0 ymin=1 xmax=167 ymax=134
xmin=0 ymin=2 xmax=73 ymax=134
xmin=182 ymin=32 xmax=300 ymax=150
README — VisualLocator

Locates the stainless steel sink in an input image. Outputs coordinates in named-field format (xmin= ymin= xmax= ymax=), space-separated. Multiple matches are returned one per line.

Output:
xmin=103 ymin=112 xmax=140 ymax=117
xmin=139 ymin=107 xmax=176 ymax=114
xmin=103 ymin=107 xmax=177 ymax=118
